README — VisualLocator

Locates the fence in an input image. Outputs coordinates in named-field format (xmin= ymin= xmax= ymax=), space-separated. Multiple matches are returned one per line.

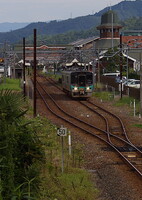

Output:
xmin=100 ymin=76 xmax=140 ymax=100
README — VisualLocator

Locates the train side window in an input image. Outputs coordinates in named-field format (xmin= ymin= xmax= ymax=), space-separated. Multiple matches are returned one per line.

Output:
xmin=67 ymin=76 xmax=69 ymax=83
xmin=62 ymin=75 xmax=64 ymax=81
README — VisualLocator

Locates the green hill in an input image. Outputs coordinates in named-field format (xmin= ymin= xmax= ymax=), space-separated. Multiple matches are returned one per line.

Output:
xmin=96 ymin=0 xmax=142 ymax=20
xmin=1 ymin=0 xmax=142 ymax=44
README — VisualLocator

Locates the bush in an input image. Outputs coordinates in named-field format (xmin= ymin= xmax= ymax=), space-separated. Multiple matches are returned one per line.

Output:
xmin=0 ymin=90 xmax=45 ymax=199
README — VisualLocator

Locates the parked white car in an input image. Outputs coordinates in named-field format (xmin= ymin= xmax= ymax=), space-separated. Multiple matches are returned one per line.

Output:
xmin=126 ymin=80 xmax=140 ymax=88
xmin=103 ymin=72 xmax=120 ymax=77
xmin=123 ymin=79 xmax=135 ymax=86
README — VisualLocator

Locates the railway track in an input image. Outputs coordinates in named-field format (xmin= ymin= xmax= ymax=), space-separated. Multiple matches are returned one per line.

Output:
xmin=79 ymin=100 xmax=140 ymax=146
xmin=35 ymin=75 xmax=142 ymax=178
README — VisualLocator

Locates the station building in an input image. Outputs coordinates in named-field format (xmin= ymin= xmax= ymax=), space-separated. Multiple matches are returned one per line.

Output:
xmin=70 ymin=9 xmax=142 ymax=72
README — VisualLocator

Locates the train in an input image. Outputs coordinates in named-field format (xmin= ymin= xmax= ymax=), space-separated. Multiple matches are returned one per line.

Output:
xmin=61 ymin=70 xmax=95 ymax=98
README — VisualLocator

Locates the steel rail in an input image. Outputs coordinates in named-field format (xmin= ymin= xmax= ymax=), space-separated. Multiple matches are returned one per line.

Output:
xmin=87 ymin=100 xmax=142 ymax=153
xmin=42 ymin=75 xmax=142 ymax=154
xmin=35 ymin=77 xmax=142 ymax=178
xmin=44 ymin=77 xmax=142 ymax=153
xmin=46 ymin=76 xmax=142 ymax=153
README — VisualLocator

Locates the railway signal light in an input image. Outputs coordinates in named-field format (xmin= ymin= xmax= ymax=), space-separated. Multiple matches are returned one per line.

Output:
xmin=0 ymin=58 xmax=4 ymax=63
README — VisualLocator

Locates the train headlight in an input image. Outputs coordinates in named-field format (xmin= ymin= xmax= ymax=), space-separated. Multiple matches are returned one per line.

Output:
xmin=74 ymin=86 xmax=78 ymax=91
xmin=86 ymin=87 xmax=90 ymax=90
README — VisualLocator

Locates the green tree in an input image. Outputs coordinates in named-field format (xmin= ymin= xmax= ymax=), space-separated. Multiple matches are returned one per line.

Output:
xmin=102 ymin=47 xmax=126 ymax=73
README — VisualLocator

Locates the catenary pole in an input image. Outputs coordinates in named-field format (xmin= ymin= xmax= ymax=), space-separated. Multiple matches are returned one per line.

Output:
xmin=120 ymin=33 xmax=123 ymax=99
xmin=140 ymin=52 xmax=142 ymax=116
xmin=111 ymin=12 xmax=114 ymax=49
xmin=23 ymin=37 xmax=26 ymax=98
xmin=33 ymin=29 xmax=37 ymax=117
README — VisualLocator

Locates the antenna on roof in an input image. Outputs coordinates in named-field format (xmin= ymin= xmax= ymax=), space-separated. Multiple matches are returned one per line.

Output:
xmin=109 ymin=1 xmax=112 ymax=10
xmin=106 ymin=2 xmax=109 ymax=10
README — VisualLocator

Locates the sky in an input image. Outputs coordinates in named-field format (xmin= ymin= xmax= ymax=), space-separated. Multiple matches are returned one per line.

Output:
xmin=0 ymin=0 xmax=123 ymax=23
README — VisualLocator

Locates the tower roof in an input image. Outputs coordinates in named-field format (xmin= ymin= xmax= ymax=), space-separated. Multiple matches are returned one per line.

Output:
xmin=101 ymin=10 xmax=118 ymax=24
xmin=97 ymin=10 xmax=122 ymax=29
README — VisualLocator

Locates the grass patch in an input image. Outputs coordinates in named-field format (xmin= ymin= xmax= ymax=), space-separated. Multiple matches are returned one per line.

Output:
xmin=133 ymin=124 xmax=142 ymax=129
xmin=113 ymin=96 xmax=140 ymax=115
xmin=41 ymin=71 xmax=61 ymax=81
xmin=113 ymin=96 xmax=134 ymax=107
xmin=40 ymin=167 xmax=98 ymax=200
xmin=93 ymin=91 xmax=114 ymax=101
xmin=95 ymin=83 xmax=103 ymax=89
xmin=57 ymin=169 xmax=98 ymax=200
xmin=0 ymin=78 xmax=22 ymax=91
xmin=38 ymin=117 xmax=99 ymax=199
xmin=93 ymin=91 xmax=141 ymax=116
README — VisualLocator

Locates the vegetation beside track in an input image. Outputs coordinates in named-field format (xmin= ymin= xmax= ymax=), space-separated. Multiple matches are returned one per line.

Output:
xmin=133 ymin=124 xmax=142 ymax=129
xmin=0 ymin=79 xmax=99 ymax=199
xmin=92 ymin=91 xmax=114 ymax=101
xmin=93 ymin=89 xmax=141 ymax=127
xmin=114 ymin=96 xmax=140 ymax=117
xmin=39 ymin=118 xmax=98 ymax=200
xmin=0 ymin=78 xmax=22 ymax=91
xmin=41 ymin=71 xmax=61 ymax=81
xmin=0 ymin=89 xmax=45 ymax=199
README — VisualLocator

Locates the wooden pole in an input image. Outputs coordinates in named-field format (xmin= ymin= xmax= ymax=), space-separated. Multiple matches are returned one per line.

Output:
xmin=140 ymin=53 xmax=142 ymax=116
xmin=120 ymin=33 xmax=123 ymax=99
xmin=33 ymin=29 xmax=37 ymax=117
xmin=23 ymin=37 xmax=26 ymax=98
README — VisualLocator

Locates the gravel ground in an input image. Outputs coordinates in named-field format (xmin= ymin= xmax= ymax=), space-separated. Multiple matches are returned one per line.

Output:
xmin=72 ymin=97 xmax=142 ymax=200
xmin=36 ymin=80 xmax=142 ymax=200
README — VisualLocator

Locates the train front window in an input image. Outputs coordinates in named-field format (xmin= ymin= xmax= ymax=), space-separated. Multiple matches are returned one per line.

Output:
xmin=86 ymin=74 xmax=93 ymax=84
xmin=71 ymin=73 xmax=78 ymax=84
xmin=79 ymin=75 xmax=86 ymax=86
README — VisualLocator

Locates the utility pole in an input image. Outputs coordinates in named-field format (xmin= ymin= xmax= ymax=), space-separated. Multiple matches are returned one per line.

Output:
xmin=96 ymin=48 xmax=100 ymax=84
xmin=140 ymin=53 xmax=142 ymax=115
xmin=3 ymin=41 xmax=7 ymax=84
xmin=13 ymin=53 xmax=16 ymax=79
xmin=120 ymin=33 xmax=123 ymax=99
xmin=33 ymin=29 xmax=37 ymax=117
xmin=111 ymin=11 xmax=114 ymax=49
xmin=23 ymin=37 xmax=26 ymax=98
xmin=126 ymin=46 xmax=129 ymax=80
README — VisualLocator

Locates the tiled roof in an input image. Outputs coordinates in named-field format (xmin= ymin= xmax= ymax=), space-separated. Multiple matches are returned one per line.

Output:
xmin=95 ymin=38 xmax=120 ymax=50
xmin=69 ymin=36 xmax=99 ymax=47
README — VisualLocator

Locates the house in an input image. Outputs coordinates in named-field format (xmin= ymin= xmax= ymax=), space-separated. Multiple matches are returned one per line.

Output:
xmin=121 ymin=30 xmax=142 ymax=71
xmin=0 ymin=66 xmax=4 ymax=78
xmin=24 ymin=45 xmax=66 ymax=64
xmin=69 ymin=9 xmax=142 ymax=73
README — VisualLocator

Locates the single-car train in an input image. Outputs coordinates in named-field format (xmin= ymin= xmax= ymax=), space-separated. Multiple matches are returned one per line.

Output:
xmin=62 ymin=70 xmax=94 ymax=98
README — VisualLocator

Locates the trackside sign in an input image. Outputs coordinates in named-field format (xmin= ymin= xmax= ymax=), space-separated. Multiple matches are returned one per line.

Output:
xmin=57 ymin=128 xmax=67 ymax=136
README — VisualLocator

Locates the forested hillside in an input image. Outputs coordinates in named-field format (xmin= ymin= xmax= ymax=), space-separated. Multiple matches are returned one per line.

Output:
xmin=0 ymin=15 xmax=100 ymax=44
xmin=0 ymin=22 xmax=29 ymax=32
xmin=27 ymin=27 xmax=99 ymax=45
xmin=96 ymin=0 xmax=142 ymax=20
xmin=1 ymin=0 xmax=142 ymax=44
xmin=26 ymin=16 xmax=142 ymax=45
xmin=121 ymin=16 xmax=142 ymax=30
